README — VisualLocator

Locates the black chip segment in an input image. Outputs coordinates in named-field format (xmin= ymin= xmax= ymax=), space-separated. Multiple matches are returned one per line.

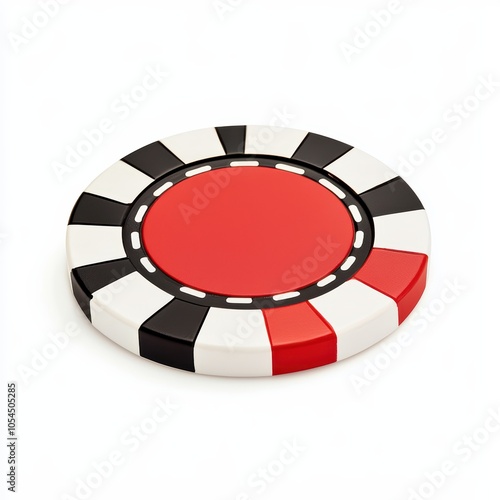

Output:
xmin=216 ymin=125 xmax=246 ymax=154
xmin=139 ymin=300 xmax=209 ymax=371
xmin=360 ymin=177 xmax=425 ymax=217
xmin=69 ymin=193 xmax=129 ymax=226
xmin=121 ymin=141 xmax=184 ymax=179
xmin=292 ymin=132 xmax=353 ymax=167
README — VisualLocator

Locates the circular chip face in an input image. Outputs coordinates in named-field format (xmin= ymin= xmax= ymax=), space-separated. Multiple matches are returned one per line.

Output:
xmin=67 ymin=126 xmax=430 ymax=376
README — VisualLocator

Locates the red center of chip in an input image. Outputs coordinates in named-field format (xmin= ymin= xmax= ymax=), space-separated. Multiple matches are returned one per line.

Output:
xmin=141 ymin=166 xmax=354 ymax=297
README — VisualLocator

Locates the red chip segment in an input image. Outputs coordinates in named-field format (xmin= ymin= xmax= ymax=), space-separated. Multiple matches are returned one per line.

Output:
xmin=263 ymin=302 xmax=337 ymax=375
xmin=354 ymin=249 xmax=428 ymax=324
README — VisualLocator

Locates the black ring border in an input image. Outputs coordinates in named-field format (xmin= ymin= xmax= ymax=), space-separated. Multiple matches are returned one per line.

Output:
xmin=122 ymin=154 xmax=374 ymax=310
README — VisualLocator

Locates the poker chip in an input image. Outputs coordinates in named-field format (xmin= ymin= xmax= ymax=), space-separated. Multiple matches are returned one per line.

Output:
xmin=67 ymin=126 xmax=430 ymax=376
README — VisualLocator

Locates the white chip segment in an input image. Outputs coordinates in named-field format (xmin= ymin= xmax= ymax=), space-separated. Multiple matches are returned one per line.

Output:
xmin=66 ymin=225 xmax=126 ymax=269
xmin=374 ymin=210 xmax=431 ymax=255
xmin=160 ymin=127 xmax=225 ymax=164
xmin=245 ymin=126 xmax=308 ymax=157
xmin=310 ymin=280 xmax=399 ymax=361
xmin=85 ymin=161 xmax=154 ymax=204
xmin=324 ymin=148 xmax=398 ymax=194
xmin=194 ymin=308 xmax=272 ymax=377
xmin=90 ymin=272 xmax=174 ymax=355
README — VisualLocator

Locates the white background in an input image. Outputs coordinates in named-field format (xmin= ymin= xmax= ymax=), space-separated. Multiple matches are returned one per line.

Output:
xmin=1 ymin=1 xmax=499 ymax=499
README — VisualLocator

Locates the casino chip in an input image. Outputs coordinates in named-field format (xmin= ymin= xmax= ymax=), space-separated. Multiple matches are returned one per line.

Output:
xmin=67 ymin=126 xmax=430 ymax=376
